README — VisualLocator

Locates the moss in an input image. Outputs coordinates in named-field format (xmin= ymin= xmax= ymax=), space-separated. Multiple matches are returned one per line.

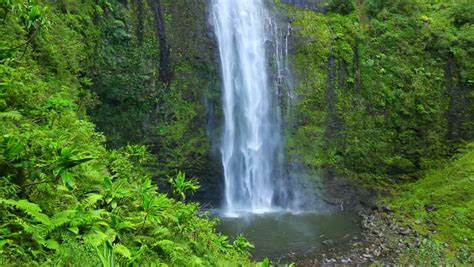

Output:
xmin=386 ymin=144 xmax=474 ymax=263
xmin=280 ymin=0 xmax=473 ymax=188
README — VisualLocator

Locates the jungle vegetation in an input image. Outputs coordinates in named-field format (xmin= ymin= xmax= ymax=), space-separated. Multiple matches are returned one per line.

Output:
xmin=0 ymin=0 xmax=251 ymax=265
xmin=0 ymin=0 xmax=472 ymax=265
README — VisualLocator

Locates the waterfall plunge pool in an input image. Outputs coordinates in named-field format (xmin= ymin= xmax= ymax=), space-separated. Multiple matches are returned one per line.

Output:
xmin=215 ymin=211 xmax=362 ymax=263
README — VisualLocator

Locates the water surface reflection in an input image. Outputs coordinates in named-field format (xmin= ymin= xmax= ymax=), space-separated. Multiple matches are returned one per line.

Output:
xmin=216 ymin=211 xmax=362 ymax=262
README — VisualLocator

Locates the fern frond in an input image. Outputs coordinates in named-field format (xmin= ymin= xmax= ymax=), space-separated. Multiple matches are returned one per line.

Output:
xmin=16 ymin=217 xmax=46 ymax=244
xmin=84 ymin=231 xmax=110 ymax=247
xmin=113 ymin=243 xmax=131 ymax=259
xmin=0 ymin=198 xmax=50 ymax=225
xmin=0 ymin=110 xmax=23 ymax=120
xmin=43 ymin=209 xmax=76 ymax=235
xmin=50 ymin=210 xmax=76 ymax=227
xmin=152 ymin=226 xmax=170 ymax=238
xmin=83 ymin=193 xmax=103 ymax=207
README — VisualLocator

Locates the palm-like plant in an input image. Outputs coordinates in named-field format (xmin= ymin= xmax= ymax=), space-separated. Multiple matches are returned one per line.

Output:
xmin=168 ymin=171 xmax=200 ymax=201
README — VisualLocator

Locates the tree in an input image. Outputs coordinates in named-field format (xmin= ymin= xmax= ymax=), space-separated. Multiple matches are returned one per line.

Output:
xmin=329 ymin=0 xmax=355 ymax=15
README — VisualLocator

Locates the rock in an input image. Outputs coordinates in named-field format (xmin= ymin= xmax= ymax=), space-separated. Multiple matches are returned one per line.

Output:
xmin=323 ymin=239 xmax=334 ymax=245
xmin=424 ymin=204 xmax=435 ymax=212
xmin=414 ymin=219 xmax=422 ymax=225
xmin=400 ymin=228 xmax=412 ymax=235
xmin=324 ymin=258 xmax=336 ymax=264
xmin=375 ymin=250 xmax=382 ymax=257
xmin=382 ymin=205 xmax=393 ymax=212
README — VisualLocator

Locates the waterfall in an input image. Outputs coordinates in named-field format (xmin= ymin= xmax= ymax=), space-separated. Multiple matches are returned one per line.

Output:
xmin=212 ymin=0 xmax=295 ymax=216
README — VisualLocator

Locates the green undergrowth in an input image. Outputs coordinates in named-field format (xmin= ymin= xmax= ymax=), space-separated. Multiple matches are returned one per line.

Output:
xmin=386 ymin=144 xmax=474 ymax=264
xmin=0 ymin=1 xmax=251 ymax=265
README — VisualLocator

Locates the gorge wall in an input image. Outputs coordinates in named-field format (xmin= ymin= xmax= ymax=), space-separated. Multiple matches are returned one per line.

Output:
xmin=88 ymin=0 xmax=473 ymax=206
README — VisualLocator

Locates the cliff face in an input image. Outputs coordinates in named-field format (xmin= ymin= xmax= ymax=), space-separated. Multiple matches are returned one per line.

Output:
xmin=90 ymin=0 xmax=221 ymax=184
xmin=88 ymin=0 xmax=473 ymax=205
xmin=279 ymin=1 xmax=473 ymax=188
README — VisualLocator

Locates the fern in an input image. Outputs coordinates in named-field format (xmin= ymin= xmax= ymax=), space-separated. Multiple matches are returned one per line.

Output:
xmin=0 ymin=198 xmax=50 ymax=225
xmin=83 ymin=193 xmax=103 ymax=207
xmin=113 ymin=243 xmax=131 ymax=260
xmin=45 ymin=209 xmax=76 ymax=235
xmin=84 ymin=231 xmax=111 ymax=248
xmin=0 ymin=110 xmax=23 ymax=120
xmin=154 ymin=239 xmax=187 ymax=265
xmin=0 ymin=199 xmax=83 ymax=254
xmin=15 ymin=217 xmax=47 ymax=246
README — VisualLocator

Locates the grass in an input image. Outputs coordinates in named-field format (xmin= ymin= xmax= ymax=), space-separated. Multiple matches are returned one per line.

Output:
xmin=386 ymin=143 xmax=474 ymax=264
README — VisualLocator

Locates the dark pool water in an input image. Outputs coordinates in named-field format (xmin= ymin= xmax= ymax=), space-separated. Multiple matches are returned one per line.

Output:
xmin=216 ymin=211 xmax=362 ymax=262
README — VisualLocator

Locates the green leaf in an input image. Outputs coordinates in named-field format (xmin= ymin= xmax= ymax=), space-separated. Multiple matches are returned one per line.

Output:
xmin=84 ymin=193 xmax=103 ymax=207
xmin=257 ymin=258 xmax=270 ymax=267
xmin=0 ymin=110 xmax=23 ymax=120
xmin=0 ymin=199 xmax=51 ymax=224
xmin=114 ymin=244 xmax=131 ymax=259
xmin=68 ymin=226 xmax=79 ymax=234
xmin=45 ymin=239 xmax=59 ymax=250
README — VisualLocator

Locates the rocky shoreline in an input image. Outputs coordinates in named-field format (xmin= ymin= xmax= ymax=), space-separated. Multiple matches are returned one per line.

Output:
xmin=288 ymin=205 xmax=421 ymax=266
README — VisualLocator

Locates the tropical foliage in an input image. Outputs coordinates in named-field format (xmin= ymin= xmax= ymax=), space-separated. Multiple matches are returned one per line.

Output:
xmin=0 ymin=0 xmax=250 ymax=265
xmin=1 ymin=0 xmax=473 ymax=264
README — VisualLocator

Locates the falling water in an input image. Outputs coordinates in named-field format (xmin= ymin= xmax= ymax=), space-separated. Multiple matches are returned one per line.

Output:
xmin=211 ymin=0 xmax=296 ymax=215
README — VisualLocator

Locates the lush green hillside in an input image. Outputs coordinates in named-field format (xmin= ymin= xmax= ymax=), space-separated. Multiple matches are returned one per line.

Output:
xmin=281 ymin=0 xmax=473 ymax=187
xmin=278 ymin=0 xmax=473 ymax=263
xmin=0 ymin=1 xmax=250 ymax=265
xmin=388 ymin=144 xmax=473 ymax=264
